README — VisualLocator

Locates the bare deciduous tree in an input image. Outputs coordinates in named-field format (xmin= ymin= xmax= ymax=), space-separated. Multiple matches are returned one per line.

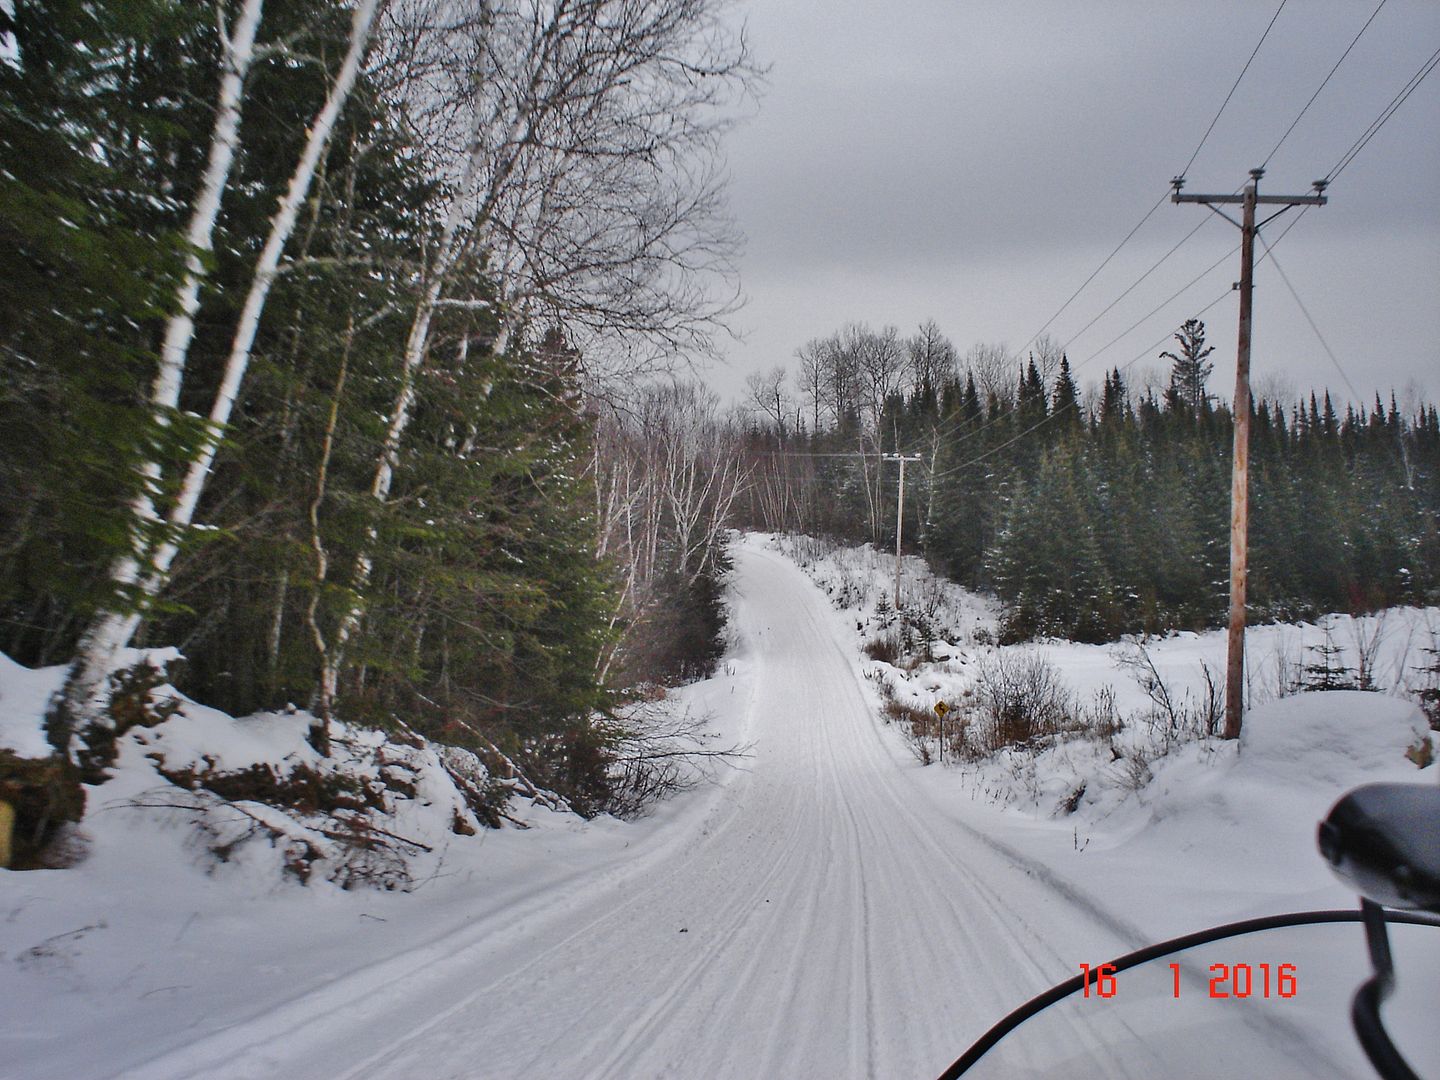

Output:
xmin=794 ymin=337 xmax=828 ymax=433
xmin=963 ymin=341 xmax=1015 ymax=405
xmin=907 ymin=319 xmax=957 ymax=395
xmin=590 ymin=381 xmax=751 ymax=684
xmin=1030 ymin=332 xmax=1064 ymax=387
xmin=745 ymin=364 xmax=791 ymax=442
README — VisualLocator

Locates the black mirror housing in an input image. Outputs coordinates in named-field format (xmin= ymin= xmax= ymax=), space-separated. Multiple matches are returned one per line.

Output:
xmin=1318 ymin=782 xmax=1440 ymax=914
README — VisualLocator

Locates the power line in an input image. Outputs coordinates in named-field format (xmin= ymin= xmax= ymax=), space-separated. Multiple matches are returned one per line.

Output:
xmin=1178 ymin=0 xmax=1289 ymax=180
xmin=1059 ymin=214 xmax=1219 ymax=354
xmin=777 ymin=206 xmax=1321 ymax=494
xmin=1326 ymin=42 xmax=1440 ymax=182
xmin=750 ymin=449 xmax=876 ymax=458
xmin=1256 ymin=233 xmax=1364 ymax=405
xmin=884 ymin=194 xmax=1241 ymax=470
xmin=1085 ymin=206 xmax=1313 ymax=390
xmin=911 ymin=3 xmax=1291 ymax=456
xmin=924 ymin=290 xmax=1237 ymax=486
xmin=899 ymin=187 xmax=1239 ymax=462
xmin=1073 ymin=242 xmax=1238 ymax=370
xmin=922 ymin=0 xmax=1299 ymax=455
xmin=775 ymin=2 xmax=1334 ymax=474
xmin=1014 ymin=188 xmax=1171 ymax=359
xmin=1042 ymin=0 xmax=1292 ymax=368
xmin=1031 ymin=3 xmax=1395 ymax=404
xmin=923 ymin=206 xmax=1318 ymax=487
xmin=1261 ymin=0 xmax=1389 ymax=170
xmin=840 ymin=195 xmax=1312 ymax=485
xmin=908 ymin=1 xmax=1373 ymax=484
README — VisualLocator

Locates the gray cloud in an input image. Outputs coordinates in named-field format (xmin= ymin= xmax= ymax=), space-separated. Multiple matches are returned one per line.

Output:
xmin=713 ymin=0 xmax=1439 ymax=405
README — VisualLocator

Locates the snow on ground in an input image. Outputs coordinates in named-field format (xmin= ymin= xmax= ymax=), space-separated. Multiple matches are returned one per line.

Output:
xmin=0 ymin=532 xmax=1436 ymax=1078
xmin=0 ymin=645 xmax=759 ymax=1079
xmin=767 ymin=530 xmax=1440 ymax=1072
xmin=769 ymin=530 xmax=1437 ymax=832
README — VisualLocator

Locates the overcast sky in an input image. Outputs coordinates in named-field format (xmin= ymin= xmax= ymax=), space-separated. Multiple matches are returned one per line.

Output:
xmin=710 ymin=0 xmax=1439 ymax=413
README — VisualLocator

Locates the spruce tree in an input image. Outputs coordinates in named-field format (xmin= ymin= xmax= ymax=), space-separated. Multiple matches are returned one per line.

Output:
xmin=1161 ymin=318 xmax=1215 ymax=416
xmin=1051 ymin=354 xmax=1082 ymax=433
xmin=0 ymin=1 xmax=201 ymax=663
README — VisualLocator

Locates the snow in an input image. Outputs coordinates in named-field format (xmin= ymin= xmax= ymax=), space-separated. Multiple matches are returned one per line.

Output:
xmin=1 ymin=533 xmax=1436 ymax=1078
xmin=0 ymin=651 xmax=60 ymax=758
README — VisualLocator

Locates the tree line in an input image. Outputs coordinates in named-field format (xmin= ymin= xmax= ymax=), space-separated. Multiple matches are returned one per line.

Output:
xmin=736 ymin=319 xmax=1440 ymax=642
xmin=1 ymin=0 xmax=753 ymax=820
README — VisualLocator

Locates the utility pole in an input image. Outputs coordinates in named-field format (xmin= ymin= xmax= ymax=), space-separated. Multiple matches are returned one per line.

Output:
xmin=1172 ymin=168 xmax=1327 ymax=740
xmin=882 ymin=454 xmax=922 ymax=610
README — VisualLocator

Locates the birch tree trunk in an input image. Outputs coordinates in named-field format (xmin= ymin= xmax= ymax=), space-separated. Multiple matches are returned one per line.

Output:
xmin=52 ymin=0 xmax=384 ymax=751
xmin=306 ymin=313 xmax=354 ymax=758
xmin=51 ymin=0 xmax=265 ymax=745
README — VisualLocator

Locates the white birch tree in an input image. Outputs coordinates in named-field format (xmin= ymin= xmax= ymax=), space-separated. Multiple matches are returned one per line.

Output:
xmin=316 ymin=0 xmax=754 ymax=700
xmin=53 ymin=0 xmax=387 ymax=749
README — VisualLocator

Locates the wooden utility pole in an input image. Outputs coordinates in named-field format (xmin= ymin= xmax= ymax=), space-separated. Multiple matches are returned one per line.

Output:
xmin=1172 ymin=168 xmax=1328 ymax=740
xmin=883 ymin=454 xmax=922 ymax=610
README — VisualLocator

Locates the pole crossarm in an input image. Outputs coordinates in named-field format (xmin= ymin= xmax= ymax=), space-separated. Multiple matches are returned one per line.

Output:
xmin=1174 ymin=193 xmax=1328 ymax=206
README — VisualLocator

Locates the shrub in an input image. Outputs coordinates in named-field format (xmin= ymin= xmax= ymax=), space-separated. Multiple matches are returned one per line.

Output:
xmin=882 ymin=698 xmax=940 ymax=764
xmin=613 ymin=547 xmax=732 ymax=688
xmin=971 ymin=650 xmax=1073 ymax=754
xmin=864 ymin=611 xmax=934 ymax=670
xmin=597 ymin=704 xmax=746 ymax=820
xmin=864 ymin=632 xmax=901 ymax=665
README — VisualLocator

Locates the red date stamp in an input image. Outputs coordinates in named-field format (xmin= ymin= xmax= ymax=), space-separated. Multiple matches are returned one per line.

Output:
xmin=1079 ymin=962 xmax=1297 ymax=999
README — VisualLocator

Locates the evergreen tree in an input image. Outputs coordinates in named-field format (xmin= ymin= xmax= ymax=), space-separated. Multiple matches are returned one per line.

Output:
xmin=1016 ymin=359 xmax=1048 ymax=426
xmin=1161 ymin=318 xmax=1215 ymax=415
xmin=1051 ymin=354 xmax=1081 ymax=433
xmin=0 ymin=1 xmax=201 ymax=663
xmin=988 ymin=446 xmax=1115 ymax=642
xmin=1099 ymin=368 xmax=1130 ymax=431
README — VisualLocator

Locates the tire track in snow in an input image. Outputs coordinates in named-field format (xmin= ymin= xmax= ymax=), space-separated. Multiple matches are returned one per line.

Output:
xmin=748 ymin=544 xmax=1356 ymax=1079
xmin=408 ymin=550 xmax=859 ymax=1078
xmin=786 ymin=565 xmax=1115 ymax=1075
xmin=579 ymin=808 xmax=817 ymax=1077
xmin=587 ymin=573 xmax=885 ymax=1078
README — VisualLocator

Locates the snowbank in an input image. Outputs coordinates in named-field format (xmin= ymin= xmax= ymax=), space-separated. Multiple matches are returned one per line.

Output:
xmin=0 ymin=639 xmax=760 ymax=1079
xmin=763 ymin=531 xmax=1438 ymax=923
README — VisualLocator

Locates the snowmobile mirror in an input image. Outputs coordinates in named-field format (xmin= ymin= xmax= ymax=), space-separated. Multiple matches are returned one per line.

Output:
xmin=1317 ymin=783 xmax=1440 ymax=914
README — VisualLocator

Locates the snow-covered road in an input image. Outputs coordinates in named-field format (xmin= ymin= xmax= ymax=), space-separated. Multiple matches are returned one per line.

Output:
xmin=103 ymin=543 xmax=1421 ymax=1079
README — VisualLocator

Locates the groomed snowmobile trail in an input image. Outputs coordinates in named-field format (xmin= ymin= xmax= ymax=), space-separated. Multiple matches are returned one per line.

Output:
xmin=115 ymin=542 xmax=1355 ymax=1079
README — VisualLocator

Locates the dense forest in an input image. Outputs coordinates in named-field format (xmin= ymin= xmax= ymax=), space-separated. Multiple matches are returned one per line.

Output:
xmin=0 ymin=0 xmax=751 ymax=824
xmin=736 ymin=320 xmax=1440 ymax=643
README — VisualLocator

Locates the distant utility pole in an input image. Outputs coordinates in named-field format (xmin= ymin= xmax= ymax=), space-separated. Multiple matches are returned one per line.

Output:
xmin=882 ymin=454 xmax=922 ymax=610
xmin=1172 ymin=168 xmax=1328 ymax=741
